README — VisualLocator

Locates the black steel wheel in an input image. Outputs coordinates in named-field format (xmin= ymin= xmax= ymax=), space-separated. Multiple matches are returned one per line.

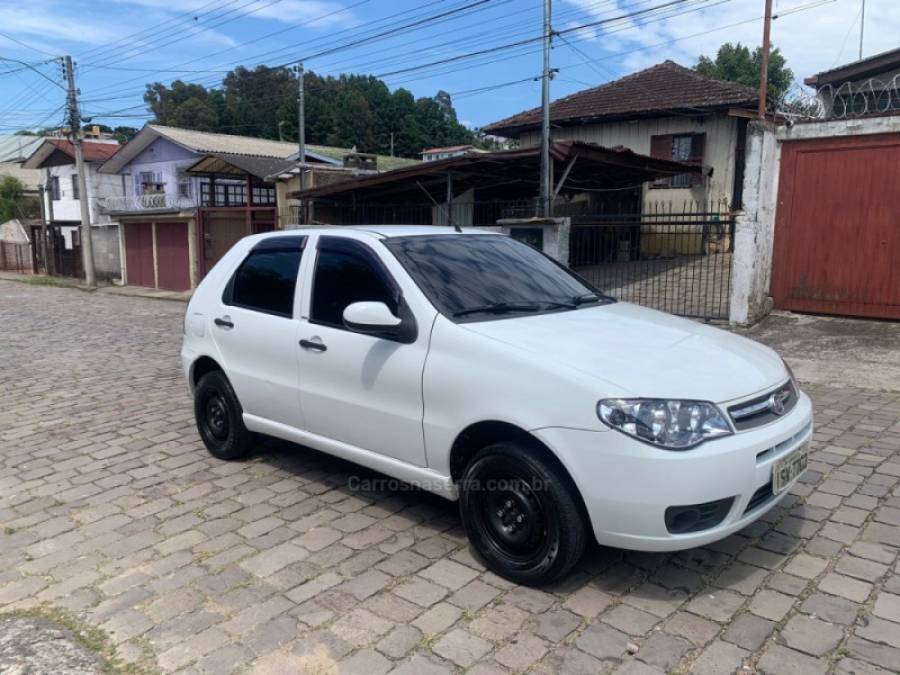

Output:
xmin=459 ymin=441 xmax=586 ymax=586
xmin=194 ymin=370 xmax=254 ymax=460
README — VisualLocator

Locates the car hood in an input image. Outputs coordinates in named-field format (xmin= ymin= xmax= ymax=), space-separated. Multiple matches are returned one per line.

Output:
xmin=460 ymin=302 xmax=787 ymax=402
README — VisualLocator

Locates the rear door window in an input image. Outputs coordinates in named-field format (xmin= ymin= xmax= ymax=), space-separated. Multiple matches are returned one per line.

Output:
xmin=224 ymin=236 xmax=306 ymax=317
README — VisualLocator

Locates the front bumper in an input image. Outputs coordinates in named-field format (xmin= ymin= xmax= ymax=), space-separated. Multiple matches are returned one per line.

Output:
xmin=533 ymin=391 xmax=814 ymax=552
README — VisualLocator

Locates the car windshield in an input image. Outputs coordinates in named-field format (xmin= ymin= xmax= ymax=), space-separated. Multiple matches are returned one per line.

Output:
xmin=384 ymin=233 xmax=614 ymax=321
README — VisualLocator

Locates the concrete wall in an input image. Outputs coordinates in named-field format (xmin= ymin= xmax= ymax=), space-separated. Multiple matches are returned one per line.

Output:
xmin=519 ymin=114 xmax=740 ymax=209
xmin=90 ymin=224 xmax=121 ymax=282
xmin=0 ymin=160 xmax=41 ymax=190
xmin=497 ymin=218 xmax=570 ymax=267
xmin=729 ymin=122 xmax=778 ymax=325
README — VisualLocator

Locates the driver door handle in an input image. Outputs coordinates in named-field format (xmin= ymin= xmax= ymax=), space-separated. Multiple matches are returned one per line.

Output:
xmin=299 ymin=339 xmax=327 ymax=352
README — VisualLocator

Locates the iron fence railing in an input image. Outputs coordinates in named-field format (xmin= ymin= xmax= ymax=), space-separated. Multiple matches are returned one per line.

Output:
xmin=568 ymin=212 xmax=735 ymax=320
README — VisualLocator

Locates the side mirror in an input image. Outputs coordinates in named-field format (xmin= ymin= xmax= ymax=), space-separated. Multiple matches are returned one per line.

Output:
xmin=343 ymin=301 xmax=417 ymax=343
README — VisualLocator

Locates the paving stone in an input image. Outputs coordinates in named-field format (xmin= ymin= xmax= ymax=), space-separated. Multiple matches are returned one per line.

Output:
xmin=635 ymin=632 xmax=691 ymax=670
xmin=493 ymin=633 xmax=548 ymax=670
xmin=601 ymin=604 xmax=660 ymax=636
xmin=784 ymin=553 xmax=829 ymax=579
xmin=722 ymin=613 xmax=774 ymax=651
xmin=819 ymin=573 xmax=874 ymax=603
xmin=411 ymin=602 xmax=461 ymax=635
xmin=800 ymin=592 xmax=860 ymax=625
xmin=432 ymin=629 xmax=491 ymax=668
xmin=387 ymin=655 xmax=453 ymax=675
xmin=337 ymin=648 xmax=393 ymax=675
xmin=748 ymin=589 xmax=797 ymax=622
xmin=845 ymin=638 xmax=900 ymax=672
xmin=392 ymin=577 xmax=448 ymax=608
xmin=872 ymin=592 xmax=900 ymax=623
xmin=468 ymin=603 xmax=529 ymax=642
xmin=418 ymin=559 xmax=479 ymax=590
xmin=757 ymin=644 xmax=827 ymax=675
xmin=689 ymin=640 xmax=748 ymax=675
xmin=535 ymin=646 xmax=608 ymax=675
xmin=834 ymin=657 xmax=893 ymax=675
xmin=767 ymin=572 xmax=809 ymax=596
xmin=613 ymin=659 xmax=666 ymax=675
xmin=376 ymin=625 xmax=422 ymax=659
xmin=781 ymin=615 xmax=844 ymax=656
xmin=447 ymin=580 xmax=500 ymax=611
xmin=575 ymin=621 xmax=630 ymax=660
xmin=686 ymin=589 xmax=745 ymax=622
xmin=533 ymin=608 xmax=582 ymax=642
xmin=329 ymin=608 xmax=394 ymax=648
xmin=835 ymin=554 xmax=890 ymax=582
xmin=562 ymin=584 xmax=614 ymax=617
xmin=856 ymin=616 xmax=900 ymax=649
xmin=663 ymin=611 xmax=720 ymax=647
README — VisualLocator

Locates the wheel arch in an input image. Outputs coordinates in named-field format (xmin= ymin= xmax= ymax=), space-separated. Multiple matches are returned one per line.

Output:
xmin=448 ymin=420 xmax=591 ymax=525
xmin=190 ymin=355 xmax=224 ymax=391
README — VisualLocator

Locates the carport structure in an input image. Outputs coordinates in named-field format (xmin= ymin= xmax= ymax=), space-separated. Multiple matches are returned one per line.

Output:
xmin=289 ymin=140 xmax=702 ymax=225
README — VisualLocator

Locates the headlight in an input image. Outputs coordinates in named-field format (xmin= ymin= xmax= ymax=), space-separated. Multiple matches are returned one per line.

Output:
xmin=597 ymin=399 xmax=732 ymax=450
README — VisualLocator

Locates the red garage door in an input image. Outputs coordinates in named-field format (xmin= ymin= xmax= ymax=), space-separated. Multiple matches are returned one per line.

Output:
xmin=155 ymin=222 xmax=191 ymax=291
xmin=124 ymin=222 xmax=153 ymax=288
xmin=771 ymin=133 xmax=900 ymax=319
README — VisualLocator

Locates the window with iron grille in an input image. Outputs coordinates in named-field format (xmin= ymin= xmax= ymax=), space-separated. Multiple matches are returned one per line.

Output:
xmin=252 ymin=185 xmax=276 ymax=205
xmin=48 ymin=176 xmax=60 ymax=200
xmin=649 ymin=133 xmax=705 ymax=188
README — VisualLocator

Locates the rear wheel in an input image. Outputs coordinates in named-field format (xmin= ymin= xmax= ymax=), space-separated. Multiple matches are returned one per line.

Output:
xmin=459 ymin=441 xmax=586 ymax=586
xmin=194 ymin=370 xmax=254 ymax=460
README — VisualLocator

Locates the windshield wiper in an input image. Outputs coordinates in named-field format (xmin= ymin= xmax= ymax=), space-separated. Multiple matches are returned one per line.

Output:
xmin=453 ymin=302 xmax=542 ymax=318
xmin=453 ymin=299 xmax=576 ymax=318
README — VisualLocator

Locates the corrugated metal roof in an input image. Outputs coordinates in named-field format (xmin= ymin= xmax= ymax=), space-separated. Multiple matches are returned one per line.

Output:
xmin=0 ymin=134 xmax=44 ymax=162
xmin=484 ymin=60 xmax=758 ymax=137
xmin=48 ymin=139 xmax=121 ymax=162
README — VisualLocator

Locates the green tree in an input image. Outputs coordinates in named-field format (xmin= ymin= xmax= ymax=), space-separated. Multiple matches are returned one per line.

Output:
xmin=142 ymin=68 xmax=474 ymax=158
xmin=695 ymin=42 xmax=794 ymax=102
xmin=0 ymin=176 xmax=35 ymax=222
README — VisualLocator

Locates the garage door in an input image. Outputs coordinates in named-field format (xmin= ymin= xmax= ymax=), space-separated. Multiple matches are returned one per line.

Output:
xmin=771 ymin=133 xmax=899 ymax=319
xmin=156 ymin=222 xmax=191 ymax=291
xmin=124 ymin=222 xmax=153 ymax=288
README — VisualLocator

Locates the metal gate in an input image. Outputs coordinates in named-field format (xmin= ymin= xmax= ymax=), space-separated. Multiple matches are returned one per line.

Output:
xmin=771 ymin=133 xmax=900 ymax=320
xmin=569 ymin=207 xmax=735 ymax=320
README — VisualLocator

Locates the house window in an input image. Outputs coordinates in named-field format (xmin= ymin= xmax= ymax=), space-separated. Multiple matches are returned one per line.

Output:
xmin=178 ymin=178 xmax=192 ymax=200
xmin=71 ymin=174 xmax=80 ymax=200
xmin=48 ymin=176 xmax=60 ymax=200
xmin=252 ymin=185 xmax=276 ymax=206
xmin=649 ymin=133 xmax=705 ymax=188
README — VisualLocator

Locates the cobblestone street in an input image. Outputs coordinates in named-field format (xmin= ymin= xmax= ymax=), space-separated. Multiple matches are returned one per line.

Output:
xmin=1 ymin=280 xmax=899 ymax=675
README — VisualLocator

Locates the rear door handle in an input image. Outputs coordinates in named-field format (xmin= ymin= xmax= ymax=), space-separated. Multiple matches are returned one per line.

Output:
xmin=214 ymin=316 xmax=234 ymax=329
xmin=299 ymin=339 xmax=327 ymax=352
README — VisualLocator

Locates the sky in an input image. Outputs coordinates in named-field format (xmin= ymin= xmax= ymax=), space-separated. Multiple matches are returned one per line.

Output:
xmin=0 ymin=0 xmax=897 ymax=135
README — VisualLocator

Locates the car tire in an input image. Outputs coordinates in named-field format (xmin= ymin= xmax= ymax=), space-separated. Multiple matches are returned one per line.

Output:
xmin=193 ymin=370 xmax=254 ymax=460
xmin=459 ymin=441 xmax=586 ymax=586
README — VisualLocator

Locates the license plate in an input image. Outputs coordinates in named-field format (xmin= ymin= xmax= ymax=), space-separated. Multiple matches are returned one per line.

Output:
xmin=773 ymin=443 xmax=809 ymax=493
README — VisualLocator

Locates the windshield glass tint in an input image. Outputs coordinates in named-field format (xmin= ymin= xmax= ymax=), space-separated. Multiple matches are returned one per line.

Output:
xmin=385 ymin=234 xmax=607 ymax=320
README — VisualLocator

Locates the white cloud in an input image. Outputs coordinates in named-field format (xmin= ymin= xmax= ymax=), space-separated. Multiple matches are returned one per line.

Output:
xmin=107 ymin=0 xmax=358 ymax=28
xmin=560 ymin=0 xmax=900 ymax=85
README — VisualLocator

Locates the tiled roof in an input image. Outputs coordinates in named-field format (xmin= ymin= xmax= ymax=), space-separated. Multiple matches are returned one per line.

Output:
xmin=483 ymin=60 xmax=759 ymax=136
xmin=48 ymin=139 xmax=120 ymax=162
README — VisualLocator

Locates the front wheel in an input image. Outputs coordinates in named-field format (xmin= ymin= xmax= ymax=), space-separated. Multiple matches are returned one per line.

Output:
xmin=459 ymin=441 xmax=586 ymax=586
xmin=193 ymin=370 xmax=254 ymax=460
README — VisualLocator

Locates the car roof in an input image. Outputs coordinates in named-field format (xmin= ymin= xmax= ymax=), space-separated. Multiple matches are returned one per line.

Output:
xmin=260 ymin=224 xmax=502 ymax=239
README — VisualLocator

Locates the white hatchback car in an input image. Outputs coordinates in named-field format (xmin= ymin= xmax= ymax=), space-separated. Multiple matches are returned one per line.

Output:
xmin=182 ymin=226 xmax=813 ymax=585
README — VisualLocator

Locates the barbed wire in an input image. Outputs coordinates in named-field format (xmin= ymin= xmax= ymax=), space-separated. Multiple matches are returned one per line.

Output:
xmin=776 ymin=75 xmax=900 ymax=122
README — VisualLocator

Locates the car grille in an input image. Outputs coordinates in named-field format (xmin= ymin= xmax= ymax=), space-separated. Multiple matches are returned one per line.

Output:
xmin=744 ymin=482 xmax=775 ymax=514
xmin=728 ymin=380 xmax=797 ymax=431
xmin=665 ymin=497 xmax=735 ymax=534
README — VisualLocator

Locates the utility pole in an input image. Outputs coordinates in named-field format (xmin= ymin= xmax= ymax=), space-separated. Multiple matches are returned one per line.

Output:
xmin=859 ymin=0 xmax=866 ymax=60
xmin=390 ymin=132 xmax=394 ymax=157
xmin=539 ymin=0 xmax=553 ymax=217
xmin=295 ymin=61 xmax=306 ymax=224
xmin=63 ymin=55 xmax=95 ymax=287
xmin=757 ymin=0 xmax=773 ymax=119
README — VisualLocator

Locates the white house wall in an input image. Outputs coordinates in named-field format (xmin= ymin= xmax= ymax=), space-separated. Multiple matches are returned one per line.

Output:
xmin=520 ymin=114 xmax=740 ymax=209
xmin=44 ymin=162 xmax=121 ymax=224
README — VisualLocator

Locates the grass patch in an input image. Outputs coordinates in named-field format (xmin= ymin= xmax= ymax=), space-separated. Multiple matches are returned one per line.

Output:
xmin=0 ymin=606 xmax=157 ymax=675
xmin=20 ymin=276 xmax=78 ymax=288
xmin=3 ymin=527 xmax=15 ymax=535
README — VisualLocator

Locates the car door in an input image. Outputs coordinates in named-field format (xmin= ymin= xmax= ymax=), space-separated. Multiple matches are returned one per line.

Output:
xmin=297 ymin=235 xmax=429 ymax=467
xmin=210 ymin=235 xmax=307 ymax=430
